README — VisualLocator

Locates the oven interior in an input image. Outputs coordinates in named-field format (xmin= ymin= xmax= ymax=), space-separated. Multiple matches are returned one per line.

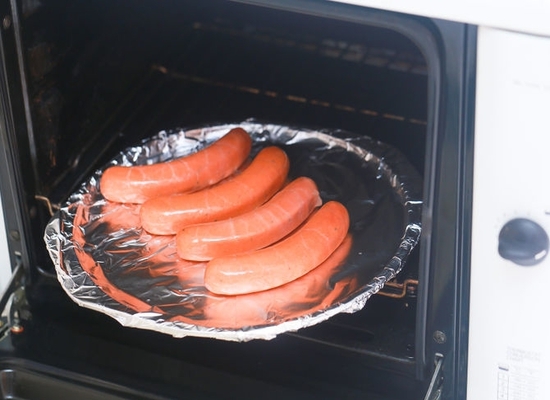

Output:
xmin=0 ymin=0 xmax=473 ymax=398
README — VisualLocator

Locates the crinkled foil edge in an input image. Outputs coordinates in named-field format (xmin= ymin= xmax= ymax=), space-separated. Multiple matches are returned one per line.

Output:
xmin=45 ymin=120 xmax=422 ymax=341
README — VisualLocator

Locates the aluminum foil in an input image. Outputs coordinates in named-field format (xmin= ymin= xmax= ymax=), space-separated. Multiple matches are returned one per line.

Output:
xmin=44 ymin=121 xmax=422 ymax=341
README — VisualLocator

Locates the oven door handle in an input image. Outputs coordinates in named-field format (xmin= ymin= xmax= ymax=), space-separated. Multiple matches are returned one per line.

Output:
xmin=424 ymin=353 xmax=444 ymax=400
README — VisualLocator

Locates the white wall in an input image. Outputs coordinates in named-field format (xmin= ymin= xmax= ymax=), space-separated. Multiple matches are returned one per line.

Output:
xmin=0 ymin=191 xmax=13 ymax=294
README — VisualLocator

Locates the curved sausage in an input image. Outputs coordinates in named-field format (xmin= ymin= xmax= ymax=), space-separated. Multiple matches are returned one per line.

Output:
xmin=201 ymin=234 xmax=354 ymax=329
xmin=204 ymin=200 xmax=349 ymax=295
xmin=140 ymin=146 xmax=290 ymax=235
xmin=100 ymin=127 xmax=252 ymax=204
xmin=176 ymin=176 xmax=322 ymax=261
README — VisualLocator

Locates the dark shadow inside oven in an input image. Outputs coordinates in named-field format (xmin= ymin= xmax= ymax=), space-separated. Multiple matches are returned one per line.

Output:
xmin=13 ymin=0 xmax=432 ymax=398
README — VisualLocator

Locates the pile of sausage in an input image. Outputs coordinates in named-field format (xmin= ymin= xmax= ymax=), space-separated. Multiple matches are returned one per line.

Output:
xmin=100 ymin=128 xmax=350 ymax=296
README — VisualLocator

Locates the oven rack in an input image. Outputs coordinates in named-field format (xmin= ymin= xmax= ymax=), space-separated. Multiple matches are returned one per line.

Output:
xmin=152 ymin=64 xmax=428 ymax=126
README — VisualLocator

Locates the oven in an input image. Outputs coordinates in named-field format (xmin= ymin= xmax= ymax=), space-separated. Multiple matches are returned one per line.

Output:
xmin=0 ymin=0 xmax=548 ymax=399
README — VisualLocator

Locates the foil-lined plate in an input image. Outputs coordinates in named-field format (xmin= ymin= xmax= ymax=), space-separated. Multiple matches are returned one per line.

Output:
xmin=44 ymin=121 xmax=422 ymax=341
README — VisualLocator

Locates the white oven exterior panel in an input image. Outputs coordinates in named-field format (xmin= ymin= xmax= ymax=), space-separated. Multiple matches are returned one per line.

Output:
xmin=468 ymin=26 xmax=550 ymax=400
xmin=331 ymin=0 xmax=550 ymax=36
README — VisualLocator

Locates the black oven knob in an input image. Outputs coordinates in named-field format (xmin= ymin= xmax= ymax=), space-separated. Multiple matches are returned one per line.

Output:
xmin=498 ymin=218 xmax=549 ymax=266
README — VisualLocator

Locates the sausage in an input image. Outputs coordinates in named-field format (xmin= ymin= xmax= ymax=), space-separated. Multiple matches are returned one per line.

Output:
xmin=201 ymin=234 xmax=354 ymax=329
xmin=204 ymin=200 xmax=349 ymax=295
xmin=100 ymin=127 xmax=252 ymax=204
xmin=176 ymin=176 xmax=322 ymax=261
xmin=140 ymin=146 xmax=290 ymax=235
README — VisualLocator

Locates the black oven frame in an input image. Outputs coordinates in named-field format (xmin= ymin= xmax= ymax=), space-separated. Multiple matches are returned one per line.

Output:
xmin=0 ymin=0 xmax=475 ymax=399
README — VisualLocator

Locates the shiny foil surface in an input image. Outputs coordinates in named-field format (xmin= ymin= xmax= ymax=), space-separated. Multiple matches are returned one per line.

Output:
xmin=44 ymin=121 xmax=422 ymax=341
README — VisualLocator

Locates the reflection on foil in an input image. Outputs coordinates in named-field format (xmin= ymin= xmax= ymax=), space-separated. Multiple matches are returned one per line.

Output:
xmin=45 ymin=121 xmax=422 ymax=341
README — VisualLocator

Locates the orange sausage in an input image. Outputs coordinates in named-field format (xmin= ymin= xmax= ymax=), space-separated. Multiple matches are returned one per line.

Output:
xmin=176 ymin=176 xmax=322 ymax=261
xmin=201 ymin=234 xmax=354 ymax=329
xmin=140 ymin=146 xmax=290 ymax=235
xmin=100 ymin=127 xmax=252 ymax=204
xmin=204 ymin=200 xmax=349 ymax=295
